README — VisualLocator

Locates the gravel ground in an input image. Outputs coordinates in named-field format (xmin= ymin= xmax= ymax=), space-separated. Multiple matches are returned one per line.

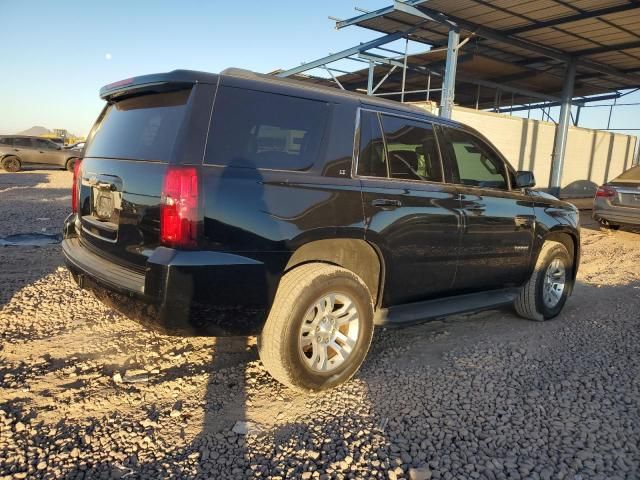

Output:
xmin=1 ymin=169 xmax=639 ymax=480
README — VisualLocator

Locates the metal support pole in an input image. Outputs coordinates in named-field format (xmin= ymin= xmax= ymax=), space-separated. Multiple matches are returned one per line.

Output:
xmin=426 ymin=73 xmax=431 ymax=102
xmin=401 ymin=38 xmax=409 ymax=103
xmin=574 ymin=106 xmax=581 ymax=126
xmin=606 ymin=97 xmax=617 ymax=129
xmin=475 ymin=85 xmax=480 ymax=110
xmin=367 ymin=60 xmax=374 ymax=95
xmin=549 ymin=58 xmax=577 ymax=198
xmin=439 ymin=28 xmax=460 ymax=119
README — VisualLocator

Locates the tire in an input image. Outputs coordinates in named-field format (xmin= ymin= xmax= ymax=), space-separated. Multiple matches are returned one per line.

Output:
xmin=2 ymin=156 xmax=21 ymax=172
xmin=258 ymin=263 xmax=374 ymax=392
xmin=65 ymin=158 xmax=79 ymax=172
xmin=515 ymin=240 xmax=573 ymax=321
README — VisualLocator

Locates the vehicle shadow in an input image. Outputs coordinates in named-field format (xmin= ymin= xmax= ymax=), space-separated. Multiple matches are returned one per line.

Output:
xmin=3 ymin=270 xmax=639 ymax=479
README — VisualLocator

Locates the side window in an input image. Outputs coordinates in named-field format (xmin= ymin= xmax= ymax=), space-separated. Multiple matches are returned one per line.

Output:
xmin=381 ymin=115 xmax=442 ymax=182
xmin=34 ymin=139 xmax=54 ymax=150
xmin=357 ymin=111 xmax=387 ymax=177
xmin=13 ymin=138 xmax=32 ymax=148
xmin=0 ymin=137 xmax=13 ymax=146
xmin=443 ymin=128 xmax=508 ymax=190
xmin=205 ymin=86 xmax=330 ymax=170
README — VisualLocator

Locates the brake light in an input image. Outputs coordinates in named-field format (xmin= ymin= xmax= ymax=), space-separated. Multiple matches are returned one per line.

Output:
xmin=595 ymin=185 xmax=616 ymax=199
xmin=72 ymin=160 xmax=82 ymax=213
xmin=160 ymin=166 xmax=199 ymax=249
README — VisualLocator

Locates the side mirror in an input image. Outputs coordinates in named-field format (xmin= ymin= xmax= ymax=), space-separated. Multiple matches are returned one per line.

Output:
xmin=515 ymin=170 xmax=535 ymax=189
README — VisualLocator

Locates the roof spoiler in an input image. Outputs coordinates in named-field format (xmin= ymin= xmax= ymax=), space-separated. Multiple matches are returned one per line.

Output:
xmin=99 ymin=70 xmax=219 ymax=101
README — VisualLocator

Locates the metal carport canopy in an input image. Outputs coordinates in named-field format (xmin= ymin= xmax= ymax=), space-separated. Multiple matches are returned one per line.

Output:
xmin=277 ymin=0 xmax=640 ymax=195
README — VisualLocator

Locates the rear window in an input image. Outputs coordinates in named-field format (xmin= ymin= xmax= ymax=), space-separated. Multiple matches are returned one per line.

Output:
xmin=84 ymin=89 xmax=191 ymax=162
xmin=205 ymin=86 xmax=330 ymax=170
xmin=0 ymin=137 xmax=13 ymax=146
xmin=615 ymin=165 xmax=640 ymax=181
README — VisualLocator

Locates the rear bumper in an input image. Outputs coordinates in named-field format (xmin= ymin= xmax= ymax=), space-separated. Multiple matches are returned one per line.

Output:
xmin=592 ymin=201 xmax=640 ymax=226
xmin=62 ymin=215 xmax=272 ymax=336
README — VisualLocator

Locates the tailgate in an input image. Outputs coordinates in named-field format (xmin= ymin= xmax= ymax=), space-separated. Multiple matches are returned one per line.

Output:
xmin=77 ymin=84 xmax=213 ymax=270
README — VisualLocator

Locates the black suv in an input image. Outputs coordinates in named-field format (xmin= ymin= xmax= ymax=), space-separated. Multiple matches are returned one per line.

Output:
xmin=63 ymin=69 xmax=580 ymax=392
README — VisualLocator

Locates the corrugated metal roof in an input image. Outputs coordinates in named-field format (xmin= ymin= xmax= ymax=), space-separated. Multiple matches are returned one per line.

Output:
xmin=305 ymin=0 xmax=640 ymax=108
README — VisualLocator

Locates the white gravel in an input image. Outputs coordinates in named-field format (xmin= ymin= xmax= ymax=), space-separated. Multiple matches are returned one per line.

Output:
xmin=1 ymin=170 xmax=639 ymax=480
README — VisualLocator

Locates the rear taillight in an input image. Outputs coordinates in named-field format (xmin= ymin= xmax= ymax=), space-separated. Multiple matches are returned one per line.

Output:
xmin=160 ymin=166 xmax=199 ymax=249
xmin=72 ymin=160 xmax=82 ymax=213
xmin=595 ymin=185 xmax=616 ymax=199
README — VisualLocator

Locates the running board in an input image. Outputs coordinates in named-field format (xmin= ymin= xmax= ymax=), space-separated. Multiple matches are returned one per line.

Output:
xmin=374 ymin=289 xmax=519 ymax=326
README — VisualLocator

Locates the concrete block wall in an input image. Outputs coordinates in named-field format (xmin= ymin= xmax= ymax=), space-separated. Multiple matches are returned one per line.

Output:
xmin=446 ymin=106 xmax=638 ymax=197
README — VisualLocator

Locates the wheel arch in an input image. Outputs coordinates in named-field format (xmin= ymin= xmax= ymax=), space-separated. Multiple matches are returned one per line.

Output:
xmin=285 ymin=239 xmax=384 ymax=308
xmin=541 ymin=229 xmax=579 ymax=286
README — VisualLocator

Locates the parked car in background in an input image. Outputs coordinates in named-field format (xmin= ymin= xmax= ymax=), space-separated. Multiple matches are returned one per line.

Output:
xmin=65 ymin=141 xmax=86 ymax=151
xmin=0 ymin=135 xmax=81 ymax=172
xmin=62 ymin=68 xmax=580 ymax=392
xmin=593 ymin=164 xmax=640 ymax=229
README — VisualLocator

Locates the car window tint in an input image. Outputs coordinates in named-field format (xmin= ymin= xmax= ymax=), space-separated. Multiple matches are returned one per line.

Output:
xmin=84 ymin=89 xmax=191 ymax=162
xmin=13 ymin=138 xmax=32 ymax=148
xmin=443 ymin=128 xmax=508 ymax=189
xmin=357 ymin=111 xmax=387 ymax=177
xmin=205 ymin=86 xmax=330 ymax=171
xmin=381 ymin=115 xmax=442 ymax=182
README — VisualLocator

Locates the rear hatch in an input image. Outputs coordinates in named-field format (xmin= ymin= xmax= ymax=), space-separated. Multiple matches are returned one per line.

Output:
xmin=610 ymin=165 xmax=640 ymax=208
xmin=77 ymin=72 xmax=216 ymax=271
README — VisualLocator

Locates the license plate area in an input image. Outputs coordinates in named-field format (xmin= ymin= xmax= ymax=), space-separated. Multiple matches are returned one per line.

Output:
xmin=80 ymin=175 xmax=123 ymax=242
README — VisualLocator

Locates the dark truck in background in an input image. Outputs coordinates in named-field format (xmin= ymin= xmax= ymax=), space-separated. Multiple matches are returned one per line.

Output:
xmin=62 ymin=69 xmax=580 ymax=392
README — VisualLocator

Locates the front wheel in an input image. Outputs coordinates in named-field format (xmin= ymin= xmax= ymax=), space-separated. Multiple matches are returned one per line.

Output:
xmin=258 ymin=263 xmax=374 ymax=392
xmin=2 ymin=156 xmax=21 ymax=172
xmin=515 ymin=240 xmax=573 ymax=321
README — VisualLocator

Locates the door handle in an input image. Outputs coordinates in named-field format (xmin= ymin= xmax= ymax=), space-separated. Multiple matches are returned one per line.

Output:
xmin=371 ymin=198 xmax=402 ymax=209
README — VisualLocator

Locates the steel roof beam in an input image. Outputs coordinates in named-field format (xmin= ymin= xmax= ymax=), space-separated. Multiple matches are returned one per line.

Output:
xmin=336 ymin=1 xmax=640 ymax=84
xmin=358 ymin=52 xmax=562 ymax=103
xmin=276 ymin=29 xmax=419 ymax=77
xmin=503 ymin=3 xmax=640 ymax=36
xmin=571 ymin=40 xmax=640 ymax=57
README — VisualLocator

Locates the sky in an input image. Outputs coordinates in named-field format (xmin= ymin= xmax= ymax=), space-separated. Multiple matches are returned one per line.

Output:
xmin=1 ymin=0 xmax=638 ymax=144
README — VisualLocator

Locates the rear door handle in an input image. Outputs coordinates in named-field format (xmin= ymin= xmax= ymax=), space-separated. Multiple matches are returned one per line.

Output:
xmin=371 ymin=198 xmax=402 ymax=209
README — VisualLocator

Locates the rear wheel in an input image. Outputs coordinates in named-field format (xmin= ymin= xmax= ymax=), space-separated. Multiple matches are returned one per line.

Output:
xmin=258 ymin=263 xmax=374 ymax=392
xmin=65 ymin=158 xmax=79 ymax=172
xmin=515 ymin=240 xmax=573 ymax=321
xmin=2 ymin=156 xmax=21 ymax=172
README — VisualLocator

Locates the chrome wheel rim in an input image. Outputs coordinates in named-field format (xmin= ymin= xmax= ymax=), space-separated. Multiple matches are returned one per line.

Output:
xmin=543 ymin=258 xmax=566 ymax=308
xmin=299 ymin=293 xmax=360 ymax=373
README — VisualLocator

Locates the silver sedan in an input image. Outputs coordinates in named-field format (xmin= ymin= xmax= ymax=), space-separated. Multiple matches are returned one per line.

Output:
xmin=593 ymin=165 xmax=640 ymax=230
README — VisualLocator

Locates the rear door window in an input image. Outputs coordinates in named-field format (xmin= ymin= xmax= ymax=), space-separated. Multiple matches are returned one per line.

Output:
xmin=441 ymin=127 xmax=509 ymax=190
xmin=357 ymin=110 xmax=387 ymax=177
xmin=205 ymin=86 xmax=330 ymax=171
xmin=381 ymin=115 xmax=442 ymax=182
xmin=13 ymin=138 xmax=32 ymax=148
xmin=84 ymin=89 xmax=192 ymax=162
